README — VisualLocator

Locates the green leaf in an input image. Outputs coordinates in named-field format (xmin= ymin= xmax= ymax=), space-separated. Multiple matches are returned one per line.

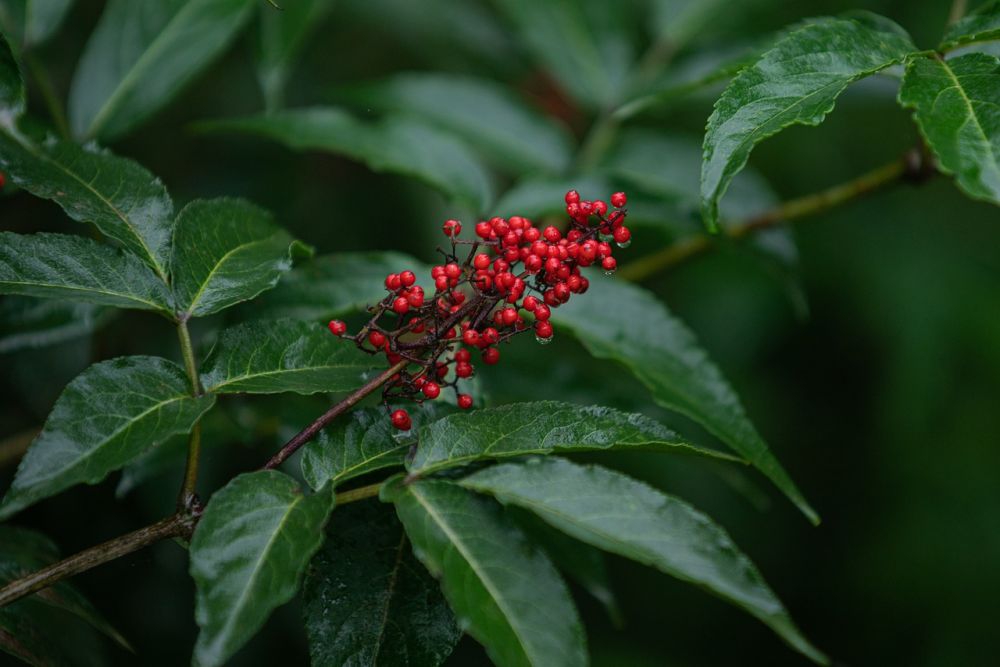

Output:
xmin=199 ymin=318 xmax=380 ymax=394
xmin=0 ymin=232 xmax=173 ymax=313
xmin=409 ymin=400 xmax=734 ymax=476
xmin=256 ymin=0 xmax=335 ymax=111
xmin=250 ymin=251 xmax=430 ymax=321
xmin=171 ymin=198 xmax=308 ymax=318
xmin=0 ymin=125 xmax=174 ymax=279
xmin=0 ymin=356 xmax=215 ymax=519
xmin=301 ymin=405 xmax=453 ymax=491
xmin=68 ymin=0 xmax=255 ymax=141
xmin=303 ymin=502 xmax=461 ymax=667
xmin=550 ymin=277 xmax=818 ymax=523
xmin=462 ymin=458 xmax=827 ymax=664
xmin=0 ymin=297 xmax=112 ymax=353
xmin=941 ymin=0 xmax=1000 ymax=49
xmin=341 ymin=72 xmax=573 ymax=174
xmin=492 ymin=0 xmax=632 ymax=109
xmin=898 ymin=53 xmax=1000 ymax=204
xmin=0 ymin=28 xmax=24 ymax=113
xmin=190 ymin=470 xmax=334 ymax=667
xmin=198 ymin=109 xmax=493 ymax=212
xmin=0 ymin=0 xmax=75 ymax=50
xmin=0 ymin=525 xmax=131 ymax=650
xmin=701 ymin=15 xmax=915 ymax=230
xmin=384 ymin=478 xmax=588 ymax=667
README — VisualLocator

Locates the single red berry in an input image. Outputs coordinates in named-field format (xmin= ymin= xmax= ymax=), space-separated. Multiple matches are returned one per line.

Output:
xmin=565 ymin=189 xmax=580 ymax=204
xmin=611 ymin=191 xmax=627 ymax=208
xmin=455 ymin=348 xmax=471 ymax=362
xmin=475 ymin=221 xmax=493 ymax=239
xmin=407 ymin=291 xmax=424 ymax=308
xmin=456 ymin=362 xmax=474 ymax=378
xmin=482 ymin=327 xmax=499 ymax=345
xmin=535 ymin=320 xmax=554 ymax=339
xmin=391 ymin=409 xmax=412 ymax=431
xmin=542 ymin=226 xmax=561 ymax=243
xmin=613 ymin=226 xmax=631 ymax=245
xmin=523 ymin=227 xmax=541 ymax=243
xmin=593 ymin=200 xmax=608 ymax=216
xmin=327 ymin=320 xmax=347 ymax=336
xmin=457 ymin=394 xmax=473 ymax=409
xmin=473 ymin=253 xmax=491 ymax=270
xmin=443 ymin=219 xmax=462 ymax=237
xmin=422 ymin=381 xmax=441 ymax=399
xmin=463 ymin=329 xmax=480 ymax=346
xmin=522 ymin=295 xmax=539 ymax=312
xmin=482 ymin=347 xmax=500 ymax=365
xmin=435 ymin=276 xmax=449 ymax=291
xmin=400 ymin=270 xmax=416 ymax=287
xmin=533 ymin=303 xmax=551 ymax=321
xmin=393 ymin=296 xmax=410 ymax=314
xmin=369 ymin=331 xmax=387 ymax=347
xmin=501 ymin=307 xmax=518 ymax=326
xmin=385 ymin=273 xmax=401 ymax=291
xmin=602 ymin=256 xmax=617 ymax=272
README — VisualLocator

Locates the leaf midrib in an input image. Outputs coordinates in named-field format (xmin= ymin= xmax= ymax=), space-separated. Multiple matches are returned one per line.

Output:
xmin=0 ymin=276 xmax=167 ymax=311
xmin=181 ymin=234 xmax=285 ymax=316
xmin=204 ymin=359 xmax=370 ymax=393
xmin=935 ymin=57 xmax=1000 ymax=180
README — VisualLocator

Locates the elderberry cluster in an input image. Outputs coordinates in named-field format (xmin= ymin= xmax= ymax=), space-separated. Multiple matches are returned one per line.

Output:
xmin=327 ymin=190 xmax=631 ymax=431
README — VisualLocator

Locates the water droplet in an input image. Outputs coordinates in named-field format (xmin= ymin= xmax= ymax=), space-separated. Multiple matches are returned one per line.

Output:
xmin=535 ymin=334 xmax=553 ymax=345
xmin=603 ymin=267 xmax=617 ymax=276
xmin=393 ymin=428 xmax=413 ymax=442
xmin=615 ymin=239 xmax=631 ymax=249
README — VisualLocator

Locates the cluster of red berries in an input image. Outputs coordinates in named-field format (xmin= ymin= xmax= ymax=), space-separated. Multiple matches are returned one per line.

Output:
xmin=328 ymin=190 xmax=630 ymax=431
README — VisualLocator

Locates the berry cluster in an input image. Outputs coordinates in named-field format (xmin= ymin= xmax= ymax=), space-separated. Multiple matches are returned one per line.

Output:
xmin=328 ymin=190 xmax=631 ymax=431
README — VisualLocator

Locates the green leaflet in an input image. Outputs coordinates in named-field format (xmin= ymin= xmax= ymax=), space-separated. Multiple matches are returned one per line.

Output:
xmin=199 ymin=318 xmax=380 ymax=394
xmin=550 ymin=276 xmax=818 ymax=523
xmin=899 ymin=53 xmax=1000 ymax=205
xmin=941 ymin=0 xmax=1000 ymax=49
xmin=340 ymin=72 xmax=573 ymax=174
xmin=68 ymin=0 xmax=256 ymax=140
xmin=0 ymin=232 xmax=173 ymax=313
xmin=0 ymin=0 xmax=74 ymax=50
xmin=170 ymin=198 xmax=309 ymax=318
xmin=461 ymin=459 xmax=828 ymax=664
xmin=256 ymin=0 xmax=335 ymax=111
xmin=302 ymin=502 xmax=461 ymax=667
xmin=407 ymin=400 xmax=736 ymax=475
xmin=190 ymin=470 xmax=334 ymax=667
xmin=0 ymin=356 xmax=215 ymax=519
xmin=0 ymin=297 xmax=112 ymax=353
xmin=700 ymin=15 xmax=916 ymax=230
xmin=384 ymin=478 xmax=588 ymax=667
xmin=0 ymin=28 xmax=23 ymax=112
xmin=197 ymin=109 xmax=493 ymax=213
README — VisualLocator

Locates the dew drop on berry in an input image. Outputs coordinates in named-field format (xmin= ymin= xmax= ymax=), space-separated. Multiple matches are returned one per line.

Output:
xmin=535 ymin=333 xmax=553 ymax=345
xmin=604 ymin=267 xmax=617 ymax=276
xmin=616 ymin=238 xmax=631 ymax=249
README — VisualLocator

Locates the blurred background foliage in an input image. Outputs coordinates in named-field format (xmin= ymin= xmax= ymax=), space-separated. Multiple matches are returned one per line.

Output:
xmin=1 ymin=0 xmax=998 ymax=665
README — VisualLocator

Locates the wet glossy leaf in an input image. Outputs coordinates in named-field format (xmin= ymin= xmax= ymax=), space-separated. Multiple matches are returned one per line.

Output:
xmin=256 ymin=0 xmax=335 ymax=111
xmin=0 ymin=356 xmax=215 ymax=519
xmin=69 ymin=0 xmax=256 ymax=140
xmin=171 ymin=198 xmax=309 ymax=318
xmin=384 ymin=478 xmax=588 ymax=667
xmin=701 ymin=15 xmax=915 ymax=230
xmin=0 ymin=232 xmax=172 ymax=313
xmin=550 ymin=277 xmax=818 ymax=523
xmin=199 ymin=318 xmax=380 ymax=394
xmin=0 ymin=0 xmax=75 ymax=50
xmin=303 ymin=502 xmax=461 ymax=667
xmin=899 ymin=53 xmax=1000 ymax=204
xmin=191 ymin=470 xmax=334 ymax=667
xmin=0 ymin=297 xmax=111 ymax=354
xmin=408 ymin=400 xmax=735 ymax=475
xmin=462 ymin=458 xmax=827 ymax=664
xmin=940 ymin=0 xmax=1000 ymax=49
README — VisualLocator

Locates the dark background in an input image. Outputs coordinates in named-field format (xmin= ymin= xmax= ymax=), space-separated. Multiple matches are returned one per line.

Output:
xmin=1 ymin=0 xmax=998 ymax=665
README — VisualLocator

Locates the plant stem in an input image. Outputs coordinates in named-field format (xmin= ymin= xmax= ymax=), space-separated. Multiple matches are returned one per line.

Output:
xmin=335 ymin=482 xmax=383 ymax=505
xmin=262 ymin=359 xmax=409 ymax=470
xmin=619 ymin=155 xmax=915 ymax=282
xmin=23 ymin=52 xmax=70 ymax=140
xmin=176 ymin=320 xmax=201 ymax=396
xmin=0 ymin=514 xmax=191 ymax=609
xmin=176 ymin=320 xmax=204 ymax=509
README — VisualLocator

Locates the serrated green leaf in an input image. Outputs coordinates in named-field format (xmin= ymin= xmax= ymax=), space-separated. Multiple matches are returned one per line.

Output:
xmin=408 ymin=400 xmax=734 ymax=476
xmin=0 ymin=297 xmax=112 ymax=353
xmin=0 ymin=125 xmax=174 ymax=279
xmin=191 ymin=470 xmax=334 ymax=667
xmin=701 ymin=15 xmax=915 ymax=230
xmin=0 ymin=232 xmax=173 ymax=313
xmin=171 ymin=198 xmax=307 ymax=318
xmin=0 ymin=0 xmax=75 ymax=50
xmin=341 ymin=72 xmax=573 ymax=174
xmin=550 ymin=277 xmax=817 ymax=523
xmin=385 ymin=478 xmax=588 ymax=667
xmin=68 ymin=0 xmax=255 ymax=141
xmin=0 ymin=356 xmax=215 ymax=519
xmin=303 ymin=502 xmax=461 ymax=667
xmin=493 ymin=0 xmax=632 ymax=109
xmin=462 ymin=458 xmax=827 ymax=664
xmin=256 ymin=0 xmax=335 ymax=111
xmin=199 ymin=318 xmax=380 ymax=394
xmin=249 ymin=251 xmax=431 ymax=321
xmin=198 ymin=109 xmax=493 ymax=212
xmin=899 ymin=53 xmax=1000 ymax=204
xmin=941 ymin=0 xmax=1000 ymax=49
xmin=0 ymin=525 xmax=130 ymax=651
xmin=301 ymin=405 xmax=453 ymax=491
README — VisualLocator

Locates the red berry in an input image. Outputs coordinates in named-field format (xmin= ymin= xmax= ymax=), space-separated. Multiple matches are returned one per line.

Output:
xmin=0 ymin=172 xmax=6 ymax=189
xmin=533 ymin=303 xmax=551 ymax=321
xmin=455 ymin=348 xmax=471 ymax=362
xmin=435 ymin=276 xmax=449 ymax=291
xmin=501 ymin=307 xmax=518 ymax=326
xmin=611 ymin=191 xmax=627 ymax=208
xmin=593 ymin=200 xmax=608 ymax=216
xmin=543 ymin=226 xmax=561 ymax=243
xmin=393 ymin=296 xmax=410 ymax=314
xmin=613 ymin=226 xmax=631 ymax=245
xmin=523 ymin=227 xmax=540 ymax=243
xmin=602 ymin=256 xmax=617 ymax=272
xmin=482 ymin=347 xmax=500 ymax=365
xmin=442 ymin=219 xmax=462 ymax=237
xmin=463 ymin=329 xmax=480 ymax=346
xmin=473 ymin=253 xmax=491 ymax=270
xmin=422 ymin=381 xmax=441 ymax=399
xmin=482 ymin=327 xmax=499 ymax=345
xmin=327 ymin=320 xmax=347 ymax=336
xmin=565 ymin=189 xmax=580 ymax=204
xmin=475 ymin=221 xmax=493 ymax=239
xmin=457 ymin=394 xmax=473 ymax=409
xmin=535 ymin=321 xmax=554 ymax=339
xmin=456 ymin=362 xmax=474 ymax=378
xmin=391 ymin=409 xmax=412 ymax=431
xmin=385 ymin=273 xmax=401 ymax=291
xmin=369 ymin=331 xmax=387 ymax=347
xmin=400 ymin=270 xmax=416 ymax=287
xmin=444 ymin=263 xmax=462 ymax=279
xmin=522 ymin=295 xmax=539 ymax=311
xmin=407 ymin=290 xmax=424 ymax=308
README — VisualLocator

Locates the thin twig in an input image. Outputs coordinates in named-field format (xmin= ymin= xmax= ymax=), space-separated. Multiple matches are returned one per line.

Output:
xmin=176 ymin=320 xmax=205 ymax=510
